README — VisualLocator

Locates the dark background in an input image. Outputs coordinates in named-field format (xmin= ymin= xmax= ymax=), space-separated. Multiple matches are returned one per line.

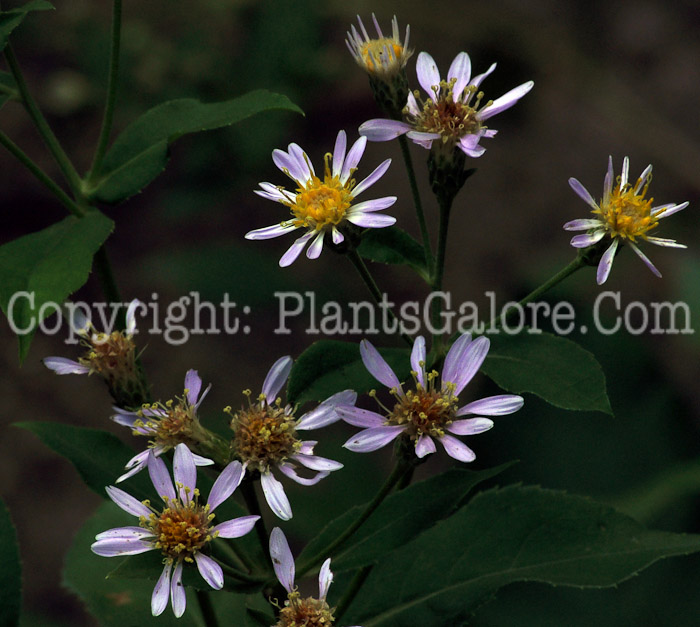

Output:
xmin=1 ymin=0 xmax=700 ymax=624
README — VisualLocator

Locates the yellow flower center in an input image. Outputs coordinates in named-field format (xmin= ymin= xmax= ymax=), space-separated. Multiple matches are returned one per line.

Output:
xmin=228 ymin=397 xmax=300 ymax=472
xmin=286 ymin=156 xmax=354 ymax=232
xmin=80 ymin=331 xmax=137 ymax=381
xmin=360 ymin=38 xmax=404 ymax=73
xmin=276 ymin=591 xmax=335 ymax=627
xmin=385 ymin=371 xmax=458 ymax=440
xmin=143 ymin=491 xmax=214 ymax=561
xmin=408 ymin=80 xmax=486 ymax=144
xmin=597 ymin=176 xmax=659 ymax=241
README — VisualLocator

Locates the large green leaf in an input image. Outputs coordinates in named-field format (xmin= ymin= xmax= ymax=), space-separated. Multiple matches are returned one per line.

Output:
xmin=358 ymin=226 xmax=429 ymax=280
xmin=90 ymin=91 xmax=303 ymax=203
xmin=344 ymin=485 xmax=700 ymax=626
xmin=287 ymin=339 xmax=410 ymax=405
xmin=16 ymin=422 xmax=153 ymax=501
xmin=298 ymin=464 xmax=513 ymax=574
xmin=0 ymin=211 xmax=114 ymax=362
xmin=0 ymin=497 xmax=21 ymax=627
xmin=0 ymin=0 xmax=53 ymax=52
xmin=481 ymin=330 xmax=612 ymax=414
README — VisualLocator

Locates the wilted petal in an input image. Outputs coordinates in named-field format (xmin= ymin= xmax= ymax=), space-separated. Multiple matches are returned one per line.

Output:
xmin=262 ymin=355 xmax=293 ymax=403
xmin=439 ymin=434 xmax=476 ymax=462
xmin=270 ymin=527 xmax=296 ymax=594
xmin=208 ymin=460 xmax=244 ymax=512
xmin=151 ymin=563 xmax=172 ymax=616
xmin=195 ymin=553 xmax=224 ymax=590
xmin=414 ymin=433 xmax=436 ymax=458
xmin=343 ymin=425 xmax=405 ymax=452
xmin=278 ymin=462 xmax=329 ymax=486
xmin=360 ymin=339 xmax=402 ymax=390
xmin=447 ymin=417 xmax=494 ymax=436
xmin=261 ymin=471 xmax=292 ymax=520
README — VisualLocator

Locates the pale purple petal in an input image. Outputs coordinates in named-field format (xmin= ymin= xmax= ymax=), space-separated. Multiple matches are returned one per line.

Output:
xmin=653 ymin=201 xmax=688 ymax=218
xmin=95 ymin=526 xmax=153 ymax=541
xmin=43 ymin=357 xmax=89 ymax=375
xmin=91 ymin=537 xmax=154 ymax=557
xmin=443 ymin=335 xmax=489 ymax=396
xmin=415 ymin=433 xmax=436 ymax=458
xmin=125 ymin=299 xmax=140 ymax=336
xmin=261 ymin=471 xmax=292 ymax=520
xmin=563 ymin=218 xmax=602 ymax=231
xmin=603 ymin=156 xmax=614 ymax=203
xmin=208 ymin=460 xmax=244 ymax=512
xmin=360 ymin=339 xmax=402 ymax=389
xmin=278 ymin=463 xmax=329 ymax=486
xmin=406 ymin=91 xmax=420 ymax=116
xmin=273 ymin=148 xmax=307 ymax=184
xmin=170 ymin=562 xmax=186 ymax=618
xmin=67 ymin=307 xmax=91 ymax=335
xmin=148 ymin=453 xmax=176 ymax=502
xmin=296 ymin=389 xmax=358 ymax=430
xmin=346 ymin=212 xmax=396 ymax=228
xmin=629 ymin=241 xmax=662 ymax=278
xmin=352 ymin=159 xmax=392 ymax=197
xmin=335 ymin=405 xmax=385 ymax=428
xmin=192 ymin=453 xmax=215 ymax=466
xmin=439 ymin=434 xmax=476 ymax=462
xmin=478 ymin=81 xmax=534 ymax=121
xmin=105 ymin=485 xmax=151 ymax=518
xmin=646 ymin=236 xmax=686 ymax=249
xmin=151 ymin=563 xmax=171 ymax=616
xmin=332 ymin=130 xmax=347 ymax=179
xmin=343 ymin=425 xmax=405 ymax=452
xmin=289 ymin=143 xmax=314 ymax=179
xmin=184 ymin=370 xmax=202 ymax=406
xmin=470 ymin=62 xmax=497 ymax=90
xmin=568 ymin=178 xmax=599 ymax=210
xmin=620 ymin=156 xmax=629 ymax=188
xmin=298 ymin=440 xmax=317 ymax=455
xmin=347 ymin=196 xmax=397 ymax=214
xmin=319 ymin=558 xmax=333 ymax=600
xmin=292 ymin=453 xmax=343 ymax=472
xmin=270 ymin=527 xmax=295 ymax=593
xmin=173 ymin=443 xmax=197 ymax=501
xmin=340 ymin=136 xmax=368 ymax=184
xmin=406 ymin=130 xmax=441 ymax=144
xmin=280 ymin=231 xmax=315 ymax=267
xmin=459 ymin=140 xmax=486 ymax=158
xmin=596 ymin=239 xmax=619 ymax=285
xmin=116 ymin=450 xmax=151 ymax=483
xmin=635 ymin=164 xmax=653 ymax=192
xmin=359 ymin=118 xmax=412 ymax=141
xmin=332 ymin=227 xmax=344 ymax=244
xmin=195 ymin=553 xmax=223 ymax=590
xmin=447 ymin=417 xmax=494 ymax=436
xmin=410 ymin=335 xmax=426 ymax=387
xmin=448 ymin=52 xmax=471 ymax=100
xmin=212 ymin=515 xmax=260 ymax=538
xmin=457 ymin=394 xmax=524 ymax=416
xmin=257 ymin=182 xmax=288 ymax=202
xmin=306 ymin=231 xmax=326 ymax=260
xmin=111 ymin=410 xmax=143 ymax=430
xmin=570 ymin=231 xmax=605 ymax=248
xmin=416 ymin=51 xmax=440 ymax=101
xmin=245 ymin=223 xmax=298 ymax=240
xmin=262 ymin=355 xmax=293 ymax=402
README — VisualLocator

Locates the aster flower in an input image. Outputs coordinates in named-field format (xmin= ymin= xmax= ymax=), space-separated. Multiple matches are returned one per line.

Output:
xmin=565 ymin=156 xmax=689 ymax=285
xmin=226 ymin=356 xmax=357 ymax=520
xmin=91 ymin=444 xmax=259 ymax=618
xmin=346 ymin=14 xmax=412 ymax=80
xmin=359 ymin=51 xmax=533 ymax=157
xmin=245 ymin=130 xmax=397 ymax=267
xmin=269 ymin=527 xmax=362 ymax=627
xmin=111 ymin=369 xmax=222 ymax=482
xmin=337 ymin=335 xmax=523 ymax=461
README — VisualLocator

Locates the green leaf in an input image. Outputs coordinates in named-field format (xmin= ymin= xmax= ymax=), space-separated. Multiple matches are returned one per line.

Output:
xmin=0 ymin=211 xmax=114 ymax=362
xmin=358 ymin=226 xmax=429 ymax=280
xmin=64 ymin=501 xmax=204 ymax=626
xmin=0 ymin=497 xmax=21 ymax=627
xmin=15 ymin=422 xmax=153 ymax=501
xmin=0 ymin=0 xmax=53 ymax=53
xmin=287 ymin=339 xmax=410 ymax=405
xmin=345 ymin=485 xmax=700 ymax=627
xmin=91 ymin=91 xmax=303 ymax=203
xmin=481 ymin=330 xmax=612 ymax=414
xmin=0 ymin=71 xmax=18 ymax=109
xmin=298 ymin=464 xmax=514 ymax=574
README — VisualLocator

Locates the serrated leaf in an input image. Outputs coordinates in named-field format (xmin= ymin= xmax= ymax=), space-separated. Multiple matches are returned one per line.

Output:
xmin=15 ymin=422 xmax=153 ymax=501
xmin=287 ymin=339 xmax=410 ymax=405
xmin=345 ymin=485 xmax=700 ymax=626
xmin=0 ymin=497 xmax=21 ymax=627
xmin=481 ymin=330 xmax=612 ymax=414
xmin=91 ymin=91 xmax=303 ymax=203
xmin=0 ymin=211 xmax=114 ymax=362
xmin=298 ymin=464 xmax=514 ymax=574
xmin=0 ymin=0 xmax=53 ymax=52
xmin=358 ymin=226 xmax=429 ymax=280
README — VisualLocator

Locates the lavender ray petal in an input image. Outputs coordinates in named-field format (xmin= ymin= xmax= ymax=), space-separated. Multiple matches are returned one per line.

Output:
xmin=212 ymin=515 xmax=260 ymax=538
xmin=105 ymin=485 xmax=151 ymax=518
xmin=306 ymin=231 xmax=326 ymax=260
xmin=170 ymin=562 xmax=186 ymax=618
xmin=416 ymin=51 xmax=440 ymax=101
xmin=269 ymin=527 xmax=295 ymax=593
xmin=457 ymin=394 xmax=524 ymax=416
xmin=207 ymin=460 xmax=244 ymax=512
xmin=291 ymin=453 xmax=343 ymax=472
xmin=563 ymin=218 xmax=602 ymax=231
xmin=568 ymin=178 xmax=599 ymax=210
xmin=278 ymin=463 xmax=329 ymax=486
xmin=353 ymin=159 xmax=392 ymax=197
xmin=448 ymin=51 xmax=472 ymax=101
xmin=319 ymin=558 xmax=333 ymax=600
xmin=91 ymin=537 xmax=154 ymax=557
xmin=261 ymin=471 xmax=293 ymax=520
xmin=447 ymin=417 xmax=494 ymax=436
xmin=262 ymin=355 xmax=293 ymax=402
xmin=359 ymin=119 xmax=412 ymax=141
xmin=184 ymin=369 xmax=202 ymax=406
xmin=42 ymin=357 xmax=90 ymax=375
xmin=195 ymin=553 xmax=224 ymax=590
xmin=173 ymin=443 xmax=197 ymax=502
xmin=151 ymin=563 xmax=171 ymax=616
xmin=596 ymin=239 xmax=619 ymax=285
xmin=415 ymin=434 xmax=436 ymax=458
xmin=410 ymin=335 xmax=426 ymax=387
xmin=340 ymin=136 xmax=368 ymax=184
xmin=343 ymin=425 xmax=405 ymax=452
xmin=629 ymin=241 xmax=662 ymax=278
xmin=360 ymin=339 xmax=402 ymax=389
xmin=279 ymin=231 xmax=315 ymax=267
xmin=346 ymin=213 xmax=396 ymax=228
xmin=443 ymin=335 xmax=490 ymax=396
xmin=147 ymin=453 xmax=176 ymax=501
xmin=478 ymin=81 xmax=534 ymax=121
xmin=335 ymin=405 xmax=385 ymax=428
xmin=245 ymin=223 xmax=298 ymax=240
xmin=439 ymin=434 xmax=476 ymax=462
xmin=570 ymin=231 xmax=605 ymax=248
xmin=332 ymin=130 xmax=347 ymax=179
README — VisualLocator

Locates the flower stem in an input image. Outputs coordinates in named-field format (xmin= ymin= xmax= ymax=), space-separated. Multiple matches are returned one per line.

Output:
xmin=195 ymin=590 xmax=220 ymax=627
xmin=88 ymin=0 xmax=122 ymax=182
xmin=398 ymin=134 xmax=432 ymax=273
xmin=240 ymin=476 xmax=272 ymax=567
xmin=334 ymin=564 xmax=373 ymax=624
xmin=430 ymin=196 xmax=453 ymax=357
xmin=296 ymin=457 xmax=411 ymax=578
xmin=3 ymin=43 xmax=83 ymax=195
xmin=0 ymin=130 xmax=82 ymax=216
xmin=492 ymin=254 xmax=587 ymax=329
xmin=346 ymin=249 xmax=413 ymax=347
